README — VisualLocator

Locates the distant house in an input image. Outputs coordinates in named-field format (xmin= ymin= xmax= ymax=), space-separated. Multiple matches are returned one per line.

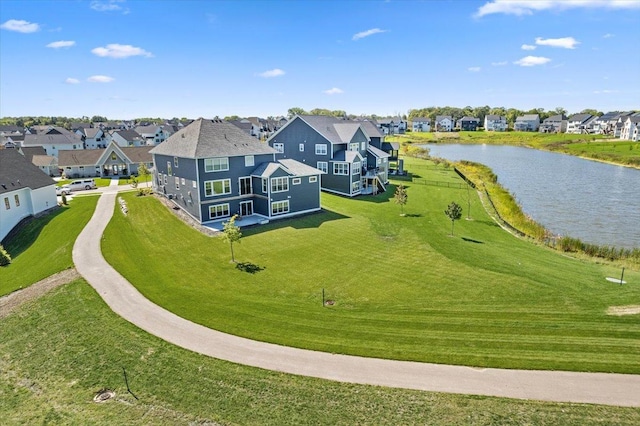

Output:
xmin=107 ymin=130 xmax=146 ymax=147
xmin=377 ymin=117 xmax=407 ymax=135
xmin=620 ymin=116 xmax=640 ymax=141
xmin=540 ymin=114 xmax=568 ymax=133
xmin=456 ymin=116 xmax=480 ymax=131
xmin=135 ymin=125 xmax=168 ymax=145
xmin=434 ymin=116 xmax=453 ymax=132
xmin=359 ymin=119 xmax=399 ymax=161
xmin=566 ymin=114 xmax=594 ymax=134
xmin=591 ymin=112 xmax=620 ymax=135
xmin=514 ymin=114 xmax=540 ymax=132
xmin=150 ymin=118 xmax=322 ymax=225
xmin=484 ymin=115 xmax=507 ymax=132
xmin=268 ymin=115 xmax=390 ymax=197
xmin=77 ymin=127 xmax=106 ymax=149
xmin=411 ymin=117 xmax=431 ymax=132
xmin=22 ymin=127 xmax=84 ymax=157
xmin=58 ymin=141 xmax=153 ymax=178
xmin=0 ymin=149 xmax=57 ymax=242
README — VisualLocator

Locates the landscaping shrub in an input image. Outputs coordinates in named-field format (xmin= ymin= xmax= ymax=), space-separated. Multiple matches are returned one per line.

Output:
xmin=0 ymin=244 xmax=11 ymax=266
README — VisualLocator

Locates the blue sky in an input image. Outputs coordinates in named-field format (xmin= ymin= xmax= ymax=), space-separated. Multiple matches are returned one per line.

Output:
xmin=1 ymin=0 xmax=639 ymax=119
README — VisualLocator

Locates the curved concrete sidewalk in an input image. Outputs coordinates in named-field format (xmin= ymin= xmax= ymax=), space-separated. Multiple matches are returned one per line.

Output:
xmin=73 ymin=192 xmax=640 ymax=407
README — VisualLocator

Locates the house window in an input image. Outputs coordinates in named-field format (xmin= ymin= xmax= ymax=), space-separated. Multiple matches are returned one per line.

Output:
xmin=14 ymin=195 xmax=20 ymax=207
xmin=352 ymin=161 xmax=361 ymax=175
xmin=317 ymin=161 xmax=328 ymax=173
xmin=157 ymin=174 xmax=163 ymax=185
xmin=292 ymin=178 xmax=301 ymax=185
xmin=299 ymin=143 xmax=304 ymax=152
xmin=333 ymin=162 xmax=349 ymax=175
xmin=209 ymin=203 xmax=230 ymax=219
xmin=175 ymin=177 xmax=180 ymax=190
xmin=167 ymin=161 xmax=172 ymax=175
xmin=174 ymin=157 xmax=179 ymax=168
xmin=192 ymin=181 xmax=197 ymax=188
xmin=349 ymin=143 xmax=359 ymax=152
xmin=315 ymin=144 xmax=327 ymax=155
xmin=262 ymin=178 xmax=268 ymax=193
xmin=163 ymin=175 xmax=168 ymax=185
xmin=204 ymin=179 xmax=231 ymax=197
xmin=239 ymin=177 xmax=252 ymax=195
xmin=112 ymin=153 xmax=117 ymax=161
xmin=273 ymin=143 xmax=284 ymax=153
xmin=352 ymin=181 xmax=361 ymax=193
xmin=271 ymin=200 xmax=289 ymax=215
xmin=4 ymin=197 xmax=9 ymax=210
xmin=309 ymin=176 xmax=318 ymax=183
xmin=181 ymin=178 xmax=186 ymax=185
xmin=271 ymin=176 xmax=288 ymax=193
xmin=245 ymin=155 xmax=254 ymax=167
xmin=204 ymin=157 xmax=229 ymax=172
xmin=361 ymin=142 xmax=366 ymax=151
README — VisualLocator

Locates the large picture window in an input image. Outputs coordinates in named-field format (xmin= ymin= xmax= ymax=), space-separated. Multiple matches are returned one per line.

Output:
xmin=271 ymin=176 xmax=288 ymax=192
xmin=333 ymin=162 xmax=349 ymax=175
xmin=271 ymin=200 xmax=289 ymax=215
xmin=209 ymin=203 xmax=230 ymax=219
xmin=204 ymin=179 xmax=231 ymax=196
xmin=204 ymin=157 xmax=229 ymax=172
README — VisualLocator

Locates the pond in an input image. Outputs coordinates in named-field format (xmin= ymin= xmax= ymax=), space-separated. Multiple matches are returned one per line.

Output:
xmin=423 ymin=144 xmax=640 ymax=249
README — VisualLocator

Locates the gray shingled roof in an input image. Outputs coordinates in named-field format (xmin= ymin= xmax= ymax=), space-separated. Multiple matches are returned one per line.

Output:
xmin=58 ymin=145 xmax=153 ymax=166
xmin=412 ymin=117 xmax=430 ymax=122
xmin=367 ymin=145 xmax=390 ymax=158
xmin=0 ymin=149 xmax=55 ymax=195
xmin=20 ymin=146 xmax=46 ymax=162
xmin=112 ymin=130 xmax=144 ymax=142
xmin=23 ymin=133 xmax=82 ymax=146
xmin=568 ymin=113 xmax=592 ymax=122
xmin=278 ymin=159 xmax=323 ymax=176
xmin=31 ymin=155 xmax=58 ymax=167
xmin=150 ymin=118 xmax=276 ymax=159
xmin=357 ymin=120 xmax=384 ymax=138
xmin=517 ymin=114 xmax=540 ymax=121
xmin=544 ymin=114 xmax=567 ymax=122
xmin=485 ymin=115 xmax=505 ymax=121
xmin=84 ymin=128 xmax=103 ymax=138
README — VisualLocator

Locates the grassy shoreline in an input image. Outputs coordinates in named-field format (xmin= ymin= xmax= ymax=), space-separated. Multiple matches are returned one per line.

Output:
xmin=388 ymin=131 xmax=640 ymax=169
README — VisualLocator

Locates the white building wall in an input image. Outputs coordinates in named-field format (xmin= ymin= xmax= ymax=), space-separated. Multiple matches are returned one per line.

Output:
xmin=30 ymin=186 xmax=57 ymax=216
xmin=1 ymin=188 xmax=33 ymax=241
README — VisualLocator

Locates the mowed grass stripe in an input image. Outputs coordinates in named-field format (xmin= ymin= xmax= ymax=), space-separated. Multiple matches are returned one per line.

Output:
xmin=101 ymin=158 xmax=640 ymax=373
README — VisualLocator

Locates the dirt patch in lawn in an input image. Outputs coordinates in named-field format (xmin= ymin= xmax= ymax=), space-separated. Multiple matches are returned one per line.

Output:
xmin=606 ymin=305 xmax=640 ymax=316
xmin=0 ymin=268 xmax=80 ymax=319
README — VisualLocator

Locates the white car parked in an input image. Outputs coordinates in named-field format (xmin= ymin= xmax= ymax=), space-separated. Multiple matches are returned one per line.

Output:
xmin=56 ymin=185 xmax=71 ymax=196
xmin=67 ymin=179 xmax=97 ymax=191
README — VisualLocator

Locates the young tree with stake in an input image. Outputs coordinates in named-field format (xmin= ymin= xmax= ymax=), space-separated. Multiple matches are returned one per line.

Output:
xmin=222 ymin=215 xmax=242 ymax=263
xmin=394 ymin=184 xmax=408 ymax=216
xmin=445 ymin=201 xmax=463 ymax=236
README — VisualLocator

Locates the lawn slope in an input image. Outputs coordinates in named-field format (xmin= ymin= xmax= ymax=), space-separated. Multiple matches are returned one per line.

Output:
xmin=102 ymin=159 xmax=640 ymax=373
xmin=2 ymin=279 xmax=639 ymax=425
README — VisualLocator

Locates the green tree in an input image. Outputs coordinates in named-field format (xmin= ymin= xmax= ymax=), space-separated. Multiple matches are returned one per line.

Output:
xmin=287 ymin=107 xmax=307 ymax=118
xmin=138 ymin=162 xmax=151 ymax=188
xmin=0 ymin=244 xmax=12 ymax=266
xmin=222 ymin=215 xmax=242 ymax=263
xmin=444 ymin=202 xmax=462 ymax=236
xmin=394 ymin=184 xmax=408 ymax=216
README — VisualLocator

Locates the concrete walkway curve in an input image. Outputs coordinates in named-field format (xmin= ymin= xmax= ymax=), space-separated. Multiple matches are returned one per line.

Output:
xmin=73 ymin=192 xmax=640 ymax=408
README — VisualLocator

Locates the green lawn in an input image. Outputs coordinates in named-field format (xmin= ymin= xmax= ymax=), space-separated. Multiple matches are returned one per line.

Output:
xmin=56 ymin=177 xmax=129 ymax=187
xmin=0 ymin=195 xmax=98 ymax=296
xmin=388 ymin=131 xmax=640 ymax=167
xmin=102 ymin=157 xmax=640 ymax=373
xmin=2 ymin=279 xmax=639 ymax=425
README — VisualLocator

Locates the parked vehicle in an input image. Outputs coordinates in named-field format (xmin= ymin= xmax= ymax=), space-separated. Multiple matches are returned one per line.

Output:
xmin=56 ymin=185 xmax=71 ymax=196
xmin=67 ymin=179 xmax=97 ymax=191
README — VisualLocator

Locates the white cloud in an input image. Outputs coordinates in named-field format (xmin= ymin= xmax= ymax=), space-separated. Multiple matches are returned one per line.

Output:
xmin=513 ymin=56 xmax=551 ymax=67
xmin=324 ymin=87 xmax=344 ymax=95
xmin=0 ymin=19 xmax=40 ymax=33
xmin=90 ymin=0 xmax=128 ymax=13
xmin=491 ymin=61 xmax=508 ymax=66
xmin=352 ymin=28 xmax=387 ymax=41
xmin=603 ymin=33 xmax=615 ymax=38
xmin=257 ymin=68 xmax=285 ymax=78
xmin=87 ymin=75 xmax=114 ymax=83
xmin=535 ymin=37 xmax=580 ymax=49
xmin=46 ymin=40 xmax=75 ymax=49
xmin=65 ymin=78 xmax=80 ymax=84
xmin=521 ymin=44 xmax=536 ymax=50
xmin=91 ymin=44 xmax=153 ymax=58
xmin=475 ymin=0 xmax=640 ymax=17
xmin=468 ymin=67 xmax=481 ymax=72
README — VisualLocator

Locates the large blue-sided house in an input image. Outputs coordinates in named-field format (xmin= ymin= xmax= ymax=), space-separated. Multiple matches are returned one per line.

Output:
xmin=267 ymin=115 xmax=390 ymax=197
xmin=150 ymin=118 xmax=322 ymax=225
